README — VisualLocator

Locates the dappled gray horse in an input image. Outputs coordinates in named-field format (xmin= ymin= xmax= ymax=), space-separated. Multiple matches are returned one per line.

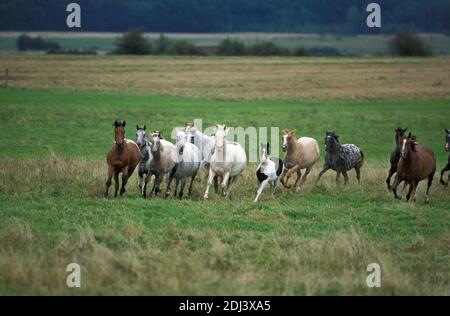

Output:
xmin=136 ymin=125 xmax=153 ymax=197
xmin=316 ymin=131 xmax=364 ymax=185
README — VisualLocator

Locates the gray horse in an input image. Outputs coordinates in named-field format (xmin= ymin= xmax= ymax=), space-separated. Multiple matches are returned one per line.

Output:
xmin=136 ymin=125 xmax=153 ymax=197
xmin=316 ymin=131 xmax=364 ymax=185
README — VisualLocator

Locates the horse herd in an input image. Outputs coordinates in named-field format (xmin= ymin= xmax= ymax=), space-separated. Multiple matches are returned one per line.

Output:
xmin=104 ymin=120 xmax=450 ymax=203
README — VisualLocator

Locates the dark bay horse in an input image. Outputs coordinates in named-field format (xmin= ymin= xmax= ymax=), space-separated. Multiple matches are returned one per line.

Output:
xmin=386 ymin=127 xmax=407 ymax=190
xmin=440 ymin=128 xmax=450 ymax=187
xmin=391 ymin=133 xmax=436 ymax=203
xmin=104 ymin=120 xmax=141 ymax=198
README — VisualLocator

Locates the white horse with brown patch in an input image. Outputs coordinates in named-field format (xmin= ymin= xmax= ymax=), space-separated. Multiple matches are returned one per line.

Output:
xmin=281 ymin=129 xmax=320 ymax=192
xmin=203 ymin=124 xmax=247 ymax=199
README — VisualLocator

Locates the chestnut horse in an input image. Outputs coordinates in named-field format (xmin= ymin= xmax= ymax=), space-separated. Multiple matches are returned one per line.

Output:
xmin=391 ymin=133 xmax=436 ymax=203
xmin=104 ymin=120 xmax=141 ymax=198
xmin=440 ymin=128 xmax=450 ymax=187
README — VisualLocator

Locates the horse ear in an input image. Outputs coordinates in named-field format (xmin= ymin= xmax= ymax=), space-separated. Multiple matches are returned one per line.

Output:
xmin=136 ymin=125 xmax=139 ymax=130
xmin=114 ymin=120 xmax=119 ymax=127
xmin=445 ymin=128 xmax=449 ymax=134
xmin=407 ymin=132 xmax=412 ymax=138
xmin=159 ymin=132 xmax=164 ymax=139
xmin=403 ymin=127 xmax=408 ymax=133
xmin=122 ymin=121 xmax=126 ymax=127
xmin=143 ymin=125 xmax=146 ymax=131
xmin=291 ymin=129 xmax=296 ymax=135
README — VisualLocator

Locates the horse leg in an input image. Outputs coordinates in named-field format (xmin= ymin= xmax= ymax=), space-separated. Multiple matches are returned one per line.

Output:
xmin=406 ymin=183 xmax=414 ymax=201
xmin=299 ymin=166 xmax=313 ymax=190
xmin=410 ymin=182 xmax=418 ymax=203
xmin=355 ymin=166 xmax=361 ymax=184
xmin=293 ymin=169 xmax=302 ymax=192
xmin=225 ymin=176 xmax=237 ymax=198
xmin=178 ymin=178 xmax=187 ymax=200
xmin=425 ymin=173 xmax=434 ymax=204
xmin=173 ymin=179 xmax=179 ymax=197
xmin=113 ymin=172 xmax=120 ymax=198
xmin=386 ymin=166 xmax=396 ymax=190
xmin=391 ymin=175 xmax=402 ymax=199
xmin=254 ymin=179 xmax=269 ymax=202
xmin=315 ymin=166 xmax=330 ymax=185
xmin=440 ymin=163 xmax=450 ymax=186
xmin=335 ymin=170 xmax=341 ymax=186
xmin=104 ymin=166 xmax=113 ymax=198
xmin=188 ymin=171 xmax=198 ymax=196
xmin=203 ymin=169 xmax=216 ymax=200
xmin=270 ymin=180 xmax=278 ymax=198
xmin=282 ymin=165 xmax=299 ymax=189
xmin=342 ymin=171 xmax=349 ymax=186
xmin=119 ymin=168 xmax=129 ymax=196
xmin=214 ymin=176 xmax=219 ymax=194
xmin=142 ymin=173 xmax=150 ymax=198
xmin=221 ymin=172 xmax=230 ymax=197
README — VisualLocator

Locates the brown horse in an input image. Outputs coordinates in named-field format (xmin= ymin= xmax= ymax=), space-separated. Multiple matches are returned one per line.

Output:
xmin=104 ymin=120 xmax=141 ymax=198
xmin=391 ymin=133 xmax=436 ymax=203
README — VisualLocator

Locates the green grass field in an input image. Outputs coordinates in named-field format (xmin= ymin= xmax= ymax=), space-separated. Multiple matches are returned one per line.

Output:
xmin=0 ymin=86 xmax=449 ymax=295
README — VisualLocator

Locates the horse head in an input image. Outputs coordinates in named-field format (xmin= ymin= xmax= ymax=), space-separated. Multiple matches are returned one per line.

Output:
xmin=401 ymin=133 xmax=418 ymax=159
xmin=113 ymin=120 xmax=126 ymax=150
xmin=395 ymin=127 xmax=408 ymax=148
xmin=324 ymin=131 xmax=340 ymax=152
xmin=214 ymin=124 xmax=228 ymax=150
xmin=185 ymin=122 xmax=196 ymax=144
xmin=136 ymin=125 xmax=147 ymax=149
xmin=282 ymin=129 xmax=296 ymax=152
xmin=260 ymin=142 xmax=270 ymax=162
xmin=150 ymin=131 xmax=163 ymax=156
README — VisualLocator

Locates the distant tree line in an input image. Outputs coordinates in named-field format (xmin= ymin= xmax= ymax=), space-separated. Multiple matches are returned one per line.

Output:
xmin=1 ymin=0 xmax=450 ymax=34
xmin=17 ymin=30 xmax=432 ymax=57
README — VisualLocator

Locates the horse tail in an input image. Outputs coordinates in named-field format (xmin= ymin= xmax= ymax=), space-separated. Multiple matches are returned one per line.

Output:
xmin=359 ymin=149 xmax=365 ymax=167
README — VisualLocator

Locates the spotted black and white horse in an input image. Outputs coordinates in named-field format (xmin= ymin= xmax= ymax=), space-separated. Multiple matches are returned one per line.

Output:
xmin=440 ymin=128 xmax=450 ymax=187
xmin=254 ymin=143 xmax=284 ymax=202
xmin=316 ymin=131 xmax=364 ymax=185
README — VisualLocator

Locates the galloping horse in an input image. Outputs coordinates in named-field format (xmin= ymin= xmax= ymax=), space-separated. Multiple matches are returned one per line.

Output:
xmin=203 ymin=124 xmax=247 ymax=199
xmin=391 ymin=133 xmax=436 ymax=203
xmin=281 ymin=129 xmax=320 ymax=192
xmin=440 ymin=128 xmax=450 ymax=187
xmin=386 ymin=127 xmax=408 ymax=190
xmin=104 ymin=120 xmax=141 ymax=198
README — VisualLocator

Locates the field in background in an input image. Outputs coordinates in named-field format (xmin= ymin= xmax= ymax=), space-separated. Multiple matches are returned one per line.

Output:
xmin=0 ymin=55 xmax=449 ymax=295
xmin=1 ymin=32 xmax=450 ymax=55
xmin=1 ymin=55 xmax=450 ymax=100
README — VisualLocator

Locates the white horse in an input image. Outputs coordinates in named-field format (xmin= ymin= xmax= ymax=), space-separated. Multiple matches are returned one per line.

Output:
xmin=184 ymin=122 xmax=215 ymax=167
xmin=148 ymin=131 xmax=175 ymax=196
xmin=165 ymin=131 xmax=201 ymax=199
xmin=203 ymin=124 xmax=247 ymax=199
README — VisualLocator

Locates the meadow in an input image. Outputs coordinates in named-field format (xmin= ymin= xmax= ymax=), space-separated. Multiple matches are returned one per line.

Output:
xmin=0 ymin=55 xmax=449 ymax=295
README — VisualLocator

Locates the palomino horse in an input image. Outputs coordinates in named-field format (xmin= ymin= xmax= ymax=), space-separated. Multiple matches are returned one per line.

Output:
xmin=281 ymin=129 xmax=320 ymax=192
xmin=165 ymin=130 xmax=201 ymax=199
xmin=386 ymin=127 xmax=408 ymax=190
xmin=440 ymin=128 xmax=450 ymax=187
xmin=104 ymin=120 xmax=141 ymax=198
xmin=203 ymin=124 xmax=247 ymax=199
xmin=391 ymin=133 xmax=436 ymax=203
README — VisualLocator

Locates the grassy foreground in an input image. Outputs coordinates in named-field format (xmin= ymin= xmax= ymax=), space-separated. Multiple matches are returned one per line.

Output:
xmin=0 ymin=88 xmax=449 ymax=295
